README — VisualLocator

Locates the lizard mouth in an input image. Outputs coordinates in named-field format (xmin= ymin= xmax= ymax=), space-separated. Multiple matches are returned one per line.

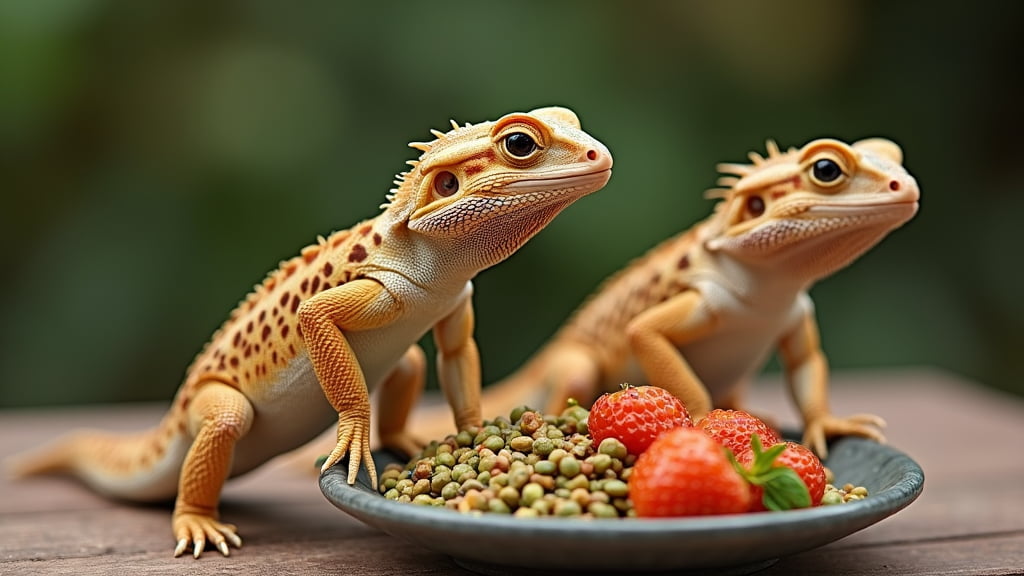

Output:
xmin=802 ymin=199 xmax=919 ymax=217
xmin=407 ymin=168 xmax=612 ymax=239
xmin=496 ymin=167 xmax=613 ymax=196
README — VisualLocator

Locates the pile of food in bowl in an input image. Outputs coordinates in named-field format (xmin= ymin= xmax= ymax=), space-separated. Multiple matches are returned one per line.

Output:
xmin=378 ymin=385 xmax=868 ymax=518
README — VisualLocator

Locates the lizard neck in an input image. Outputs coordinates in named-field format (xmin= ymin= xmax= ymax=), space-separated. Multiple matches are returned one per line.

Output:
xmin=370 ymin=211 xmax=480 ymax=291
xmin=695 ymin=219 xmax=811 ymax=304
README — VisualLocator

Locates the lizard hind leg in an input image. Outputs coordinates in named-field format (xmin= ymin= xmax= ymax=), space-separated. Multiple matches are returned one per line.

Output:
xmin=541 ymin=342 xmax=602 ymax=414
xmin=172 ymin=381 xmax=254 ymax=558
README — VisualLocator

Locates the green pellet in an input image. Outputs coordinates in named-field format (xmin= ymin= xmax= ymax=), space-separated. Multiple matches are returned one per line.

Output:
xmin=412 ymin=478 xmax=431 ymax=496
xmin=450 ymin=463 xmax=473 ymax=482
xmin=532 ymin=437 xmax=555 ymax=456
xmin=821 ymin=491 xmax=844 ymax=505
xmin=430 ymin=470 xmax=451 ymax=493
xmin=588 ymin=502 xmax=618 ymax=518
xmin=435 ymin=451 xmax=456 ymax=468
xmin=603 ymin=479 xmax=629 ymax=498
xmin=441 ymin=481 xmax=460 ymax=500
xmin=514 ymin=507 xmax=540 ymax=518
xmin=455 ymin=430 xmax=473 ymax=447
xmin=498 ymin=486 xmax=520 ymax=508
xmin=520 ymin=482 xmax=544 ymax=507
xmin=510 ymin=405 xmax=529 ymax=423
xmin=598 ymin=438 xmax=628 ymax=459
xmin=489 ymin=472 xmax=509 ymax=488
xmin=558 ymin=456 xmax=581 ymax=477
xmin=395 ymin=478 xmax=414 ymax=495
xmin=508 ymin=467 xmax=531 ymax=490
xmin=483 ymin=435 xmax=506 ymax=452
xmin=510 ymin=435 xmax=534 ymax=452
xmin=590 ymin=453 xmax=612 ymax=475
xmin=554 ymin=500 xmax=582 ymax=516
xmin=412 ymin=494 xmax=434 ymax=505
xmin=564 ymin=474 xmax=590 ymax=491
xmin=548 ymin=448 xmax=568 ymax=465
xmin=474 ymin=425 xmax=502 ymax=445
xmin=478 ymin=455 xmax=497 ymax=473
xmin=488 ymin=499 xmax=511 ymax=514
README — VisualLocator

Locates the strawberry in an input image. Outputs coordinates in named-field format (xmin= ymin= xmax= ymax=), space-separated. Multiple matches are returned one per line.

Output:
xmin=695 ymin=409 xmax=782 ymax=456
xmin=629 ymin=427 xmax=750 ymax=517
xmin=733 ymin=435 xmax=825 ymax=511
xmin=588 ymin=384 xmax=692 ymax=455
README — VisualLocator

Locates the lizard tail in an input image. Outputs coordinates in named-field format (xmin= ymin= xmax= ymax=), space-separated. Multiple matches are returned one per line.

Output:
xmin=7 ymin=411 xmax=190 ymax=503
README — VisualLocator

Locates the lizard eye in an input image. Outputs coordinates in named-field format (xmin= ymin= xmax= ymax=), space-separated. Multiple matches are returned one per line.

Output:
xmin=504 ymin=132 xmax=537 ymax=158
xmin=746 ymin=195 xmax=765 ymax=218
xmin=433 ymin=171 xmax=459 ymax=197
xmin=811 ymin=158 xmax=844 ymax=185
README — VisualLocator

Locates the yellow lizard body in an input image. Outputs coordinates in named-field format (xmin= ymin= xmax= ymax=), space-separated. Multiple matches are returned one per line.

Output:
xmin=8 ymin=106 xmax=612 ymax=558
xmin=415 ymin=137 xmax=919 ymax=455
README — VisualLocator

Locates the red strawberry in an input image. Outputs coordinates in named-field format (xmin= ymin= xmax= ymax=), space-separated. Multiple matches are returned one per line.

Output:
xmin=696 ymin=409 xmax=782 ymax=456
xmin=588 ymin=384 xmax=692 ymax=455
xmin=629 ymin=427 xmax=750 ymax=517
xmin=734 ymin=436 xmax=825 ymax=511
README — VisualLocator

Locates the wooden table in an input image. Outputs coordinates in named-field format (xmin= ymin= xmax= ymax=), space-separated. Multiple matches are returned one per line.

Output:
xmin=2 ymin=368 xmax=1023 ymax=575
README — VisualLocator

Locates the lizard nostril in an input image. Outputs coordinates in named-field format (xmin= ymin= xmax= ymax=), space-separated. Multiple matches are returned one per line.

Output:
xmin=889 ymin=180 xmax=901 ymax=191
xmin=587 ymin=149 xmax=598 ymax=161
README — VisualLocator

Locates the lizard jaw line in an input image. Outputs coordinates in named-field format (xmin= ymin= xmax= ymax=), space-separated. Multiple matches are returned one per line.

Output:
xmin=498 ymin=168 xmax=612 ymax=194
xmin=800 ymin=199 xmax=919 ymax=220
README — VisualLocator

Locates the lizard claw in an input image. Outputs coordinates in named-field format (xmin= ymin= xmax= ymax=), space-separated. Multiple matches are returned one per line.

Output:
xmin=320 ymin=413 xmax=377 ymax=487
xmin=803 ymin=412 xmax=887 ymax=458
xmin=172 ymin=512 xmax=242 ymax=558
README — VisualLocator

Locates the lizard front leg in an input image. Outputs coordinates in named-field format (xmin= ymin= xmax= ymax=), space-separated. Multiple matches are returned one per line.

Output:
xmin=778 ymin=299 xmax=886 ymax=457
xmin=626 ymin=290 xmax=718 ymax=420
xmin=376 ymin=344 xmax=427 ymax=457
xmin=298 ymin=278 xmax=400 ymax=486
xmin=433 ymin=293 xmax=483 ymax=434
xmin=173 ymin=381 xmax=253 ymax=558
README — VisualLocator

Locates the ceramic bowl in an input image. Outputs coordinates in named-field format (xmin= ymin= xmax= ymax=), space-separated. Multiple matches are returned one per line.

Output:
xmin=320 ymin=435 xmax=923 ymax=575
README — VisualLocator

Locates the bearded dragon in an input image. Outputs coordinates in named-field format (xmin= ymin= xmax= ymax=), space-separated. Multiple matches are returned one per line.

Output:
xmin=7 ymin=106 xmax=612 ymax=558
xmin=415 ymin=137 xmax=918 ymax=456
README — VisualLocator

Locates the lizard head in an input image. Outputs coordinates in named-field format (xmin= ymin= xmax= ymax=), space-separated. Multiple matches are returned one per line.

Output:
xmin=704 ymin=137 xmax=919 ymax=282
xmin=386 ymin=106 xmax=612 ymax=270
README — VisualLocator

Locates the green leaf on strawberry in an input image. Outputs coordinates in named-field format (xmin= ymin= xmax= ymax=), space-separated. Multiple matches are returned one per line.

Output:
xmin=729 ymin=434 xmax=812 ymax=511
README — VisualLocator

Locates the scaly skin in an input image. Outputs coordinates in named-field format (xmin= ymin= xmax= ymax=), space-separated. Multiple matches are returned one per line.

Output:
xmin=413 ymin=137 xmax=918 ymax=456
xmin=6 ymin=107 xmax=612 ymax=558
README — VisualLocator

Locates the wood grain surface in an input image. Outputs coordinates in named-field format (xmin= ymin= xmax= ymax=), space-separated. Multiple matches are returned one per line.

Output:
xmin=2 ymin=368 xmax=1022 ymax=575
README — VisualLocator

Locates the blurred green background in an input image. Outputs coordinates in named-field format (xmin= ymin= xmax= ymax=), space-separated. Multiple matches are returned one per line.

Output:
xmin=1 ymin=1 xmax=1021 ymax=408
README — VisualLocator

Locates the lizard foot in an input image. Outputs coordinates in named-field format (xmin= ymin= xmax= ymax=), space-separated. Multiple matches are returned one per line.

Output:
xmin=321 ymin=413 xmax=377 ymax=487
xmin=803 ymin=413 xmax=887 ymax=458
xmin=379 ymin=430 xmax=427 ymax=459
xmin=172 ymin=512 xmax=242 ymax=559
